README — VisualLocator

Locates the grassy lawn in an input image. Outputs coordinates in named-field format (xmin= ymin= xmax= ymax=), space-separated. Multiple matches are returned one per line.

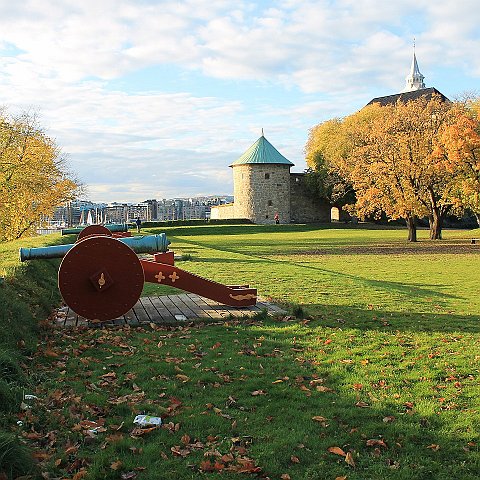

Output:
xmin=9 ymin=224 xmax=480 ymax=479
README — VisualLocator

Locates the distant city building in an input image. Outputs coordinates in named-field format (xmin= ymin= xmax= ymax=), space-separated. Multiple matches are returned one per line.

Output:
xmin=45 ymin=196 xmax=232 ymax=227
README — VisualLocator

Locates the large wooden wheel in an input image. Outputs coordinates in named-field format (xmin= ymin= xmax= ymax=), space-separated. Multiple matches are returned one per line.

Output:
xmin=77 ymin=224 xmax=112 ymax=240
xmin=59 ymin=236 xmax=144 ymax=321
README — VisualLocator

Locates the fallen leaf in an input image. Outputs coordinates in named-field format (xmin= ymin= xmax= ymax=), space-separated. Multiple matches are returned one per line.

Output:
xmin=72 ymin=470 xmax=87 ymax=480
xmin=345 ymin=452 xmax=356 ymax=467
xmin=366 ymin=439 xmax=387 ymax=448
xmin=221 ymin=453 xmax=234 ymax=463
xmin=121 ymin=472 xmax=138 ymax=480
xmin=32 ymin=451 xmax=51 ymax=462
xmin=312 ymin=416 xmax=328 ymax=422
xmin=65 ymin=445 xmax=79 ymax=455
xmin=110 ymin=460 xmax=122 ymax=470
xmin=316 ymin=386 xmax=334 ymax=392
xmin=171 ymin=445 xmax=190 ymax=457
xmin=200 ymin=460 xmax=215 ymax=472
xmin=130 ymin=426 xmax=158 ymax=437
xmin=426 ymin=444 xmax=440 ymax=451
xmin=251 ymin=390 xmax=267 ymax=396
xmin=355 ymin=401 xmax=369 ymax=408
xmin=44 ymin=348 xmax=59 ymax=358
xmin=290 ymin=455 xmax=300 ymax=463
xmin=328 ymin=446 xmax=346 ymax=457
xmin=335 ymin=477 xmax=348 ymax=480
xmin=106 ymin=433 xmax=124 ymax=443
xmin=281 ymin=475 xmax=291 ymax=480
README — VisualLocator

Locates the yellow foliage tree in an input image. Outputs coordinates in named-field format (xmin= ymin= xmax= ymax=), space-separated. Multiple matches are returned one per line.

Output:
xmin=437 ymin=100 xmax=480 ymax=227
xmin=306 ymin=96 xmax=459 ymax=241
xmin=0 ymin=111 xmax=79 ymax=241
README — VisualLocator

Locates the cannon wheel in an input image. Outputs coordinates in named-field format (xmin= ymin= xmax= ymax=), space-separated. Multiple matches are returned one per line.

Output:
xmin=77 ymin=224 xmax=112 ymax=240
xmin=59 ymin=236 xmax=144 ymax=321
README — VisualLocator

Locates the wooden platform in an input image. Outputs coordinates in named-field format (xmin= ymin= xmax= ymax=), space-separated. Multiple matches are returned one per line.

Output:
xmin=54 ymin=293 xmax=287 ymax=327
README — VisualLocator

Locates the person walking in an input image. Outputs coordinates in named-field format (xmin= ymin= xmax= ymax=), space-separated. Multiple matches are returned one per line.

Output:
xmin=274 ymin=212 xmax=279 ymax=224
xmin=135 ymin=217 xmax=142 ymax=233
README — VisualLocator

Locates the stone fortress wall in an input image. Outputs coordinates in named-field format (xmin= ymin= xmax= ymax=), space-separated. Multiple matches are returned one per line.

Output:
xmin=210 ymin=134 xmax=331 ymax=224
xmin=289 ymin=173 xmax=331 ymax=223
xmin=211 ymin=171 xmax=331 ymax=224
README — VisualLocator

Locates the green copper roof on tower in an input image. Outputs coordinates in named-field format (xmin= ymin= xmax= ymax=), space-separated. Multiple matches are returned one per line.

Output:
xmin=230 ymin=133 xmax=294 ymax=167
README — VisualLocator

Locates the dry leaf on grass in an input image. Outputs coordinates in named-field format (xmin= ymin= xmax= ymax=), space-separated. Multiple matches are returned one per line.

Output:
xmin=110 ymin=460 xmax=122 ymax=470
xmin=345 ymin=452 xmax=356 ymax=467
xmin=327 ymin=446 xmax=346 ymax=457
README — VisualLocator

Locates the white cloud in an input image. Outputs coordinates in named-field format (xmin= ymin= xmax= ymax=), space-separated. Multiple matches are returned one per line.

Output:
xmin=1 ymin=0 xmax=480 ymax=202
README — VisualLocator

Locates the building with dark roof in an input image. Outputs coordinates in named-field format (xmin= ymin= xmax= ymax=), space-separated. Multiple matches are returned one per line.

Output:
xmin=366 ymin=50 xmax=449 ymax=107
xmin=366 ymin=87 xmax=449 ymax=107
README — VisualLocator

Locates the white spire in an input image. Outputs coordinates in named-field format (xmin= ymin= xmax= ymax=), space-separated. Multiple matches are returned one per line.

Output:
xmin=402 ymin=43 xmax=425 ymax=92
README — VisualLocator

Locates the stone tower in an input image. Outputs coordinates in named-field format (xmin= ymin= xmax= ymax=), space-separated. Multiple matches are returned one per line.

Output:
xmin=230 ymin=132 xmax=294 ymax=224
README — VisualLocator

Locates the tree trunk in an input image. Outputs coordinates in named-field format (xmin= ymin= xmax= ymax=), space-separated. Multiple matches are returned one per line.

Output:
xmin=475 ymin=212 xmax=480 ymax=228
xmin=427 ymin=187 xmax=444 ymax=240
xmin=406 ymin=215 xmax=417 ymax=242
xmin=429 ymin=210 xmax=443 ymax=240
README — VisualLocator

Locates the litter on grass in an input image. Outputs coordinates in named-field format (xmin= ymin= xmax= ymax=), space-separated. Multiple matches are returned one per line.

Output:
xmin=133 ymin=415 xmax=162 ymax=427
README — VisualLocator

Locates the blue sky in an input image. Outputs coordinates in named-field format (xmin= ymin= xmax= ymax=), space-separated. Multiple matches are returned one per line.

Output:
xmin=1 ymin=0 xmax=479 ymax=203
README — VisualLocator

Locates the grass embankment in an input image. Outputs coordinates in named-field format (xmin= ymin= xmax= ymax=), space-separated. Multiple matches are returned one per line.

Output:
xmin=0 ymin=234 xmax=68 ymax=477
xmin=2 ymin=224 xmax=480 ymax=479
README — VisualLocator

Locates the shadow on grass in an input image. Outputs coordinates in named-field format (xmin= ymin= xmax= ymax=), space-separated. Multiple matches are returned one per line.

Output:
xmin=224 ymin=321 xmax=480 ymax=480
xmin=180 ymin=248 xmax=462 ymax=308
xmin=146 ymin=223 xmax=397 ymax=238
xmin=306 ymin=304 xmax=480 ymax=334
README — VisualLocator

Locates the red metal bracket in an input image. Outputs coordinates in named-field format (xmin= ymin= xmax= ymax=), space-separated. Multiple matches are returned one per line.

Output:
xmin=141 ymin=257 xmax=257 ymax=307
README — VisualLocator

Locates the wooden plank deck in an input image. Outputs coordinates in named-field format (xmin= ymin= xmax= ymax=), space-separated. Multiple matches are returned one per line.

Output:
xmin=55 ymin=294 xmax=286 ymax=328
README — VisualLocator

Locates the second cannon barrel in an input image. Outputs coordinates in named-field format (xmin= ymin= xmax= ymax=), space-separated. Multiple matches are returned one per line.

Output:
xmin=19 ymin=234 xmax=170 ymax=262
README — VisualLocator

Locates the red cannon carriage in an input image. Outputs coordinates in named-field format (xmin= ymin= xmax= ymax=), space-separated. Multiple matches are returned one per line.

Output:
xmin=20 ymin=225 xmax=257 ymax=322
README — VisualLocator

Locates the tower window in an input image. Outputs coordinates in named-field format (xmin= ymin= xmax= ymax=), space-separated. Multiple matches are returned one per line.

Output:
xmin=265 ymin=215 xmax=269 ymax=219
xmin=265 ymin=173 xmax=270 ymax=179
xmin=268 ymin=200 xmax=273 ymax=206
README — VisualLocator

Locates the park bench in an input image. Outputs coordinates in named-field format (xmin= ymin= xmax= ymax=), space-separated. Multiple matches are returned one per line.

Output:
xmin=471 ymin=238 xmax=479 ymax=244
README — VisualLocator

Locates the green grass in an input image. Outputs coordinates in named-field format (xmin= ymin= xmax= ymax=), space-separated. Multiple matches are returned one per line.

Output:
xmin=2 ymin=224 xmax=480 ymax=479
xmin=0 ymin=233 xmax=71 ymax=478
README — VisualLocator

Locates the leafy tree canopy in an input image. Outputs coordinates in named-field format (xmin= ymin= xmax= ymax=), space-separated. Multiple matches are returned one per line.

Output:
xmin=305 ymin=95 xmax=480 ymax=240
xmin=0 ymin=110 xmax=80 ymax=241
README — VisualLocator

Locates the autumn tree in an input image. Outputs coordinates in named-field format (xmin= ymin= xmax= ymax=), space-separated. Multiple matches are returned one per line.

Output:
xmin=305 ymin=119 xmax=356 ymax=214
xmin=0 ymin=111 xmax=79 ymax=241
xmin=306 ymin=96 xmax=459 ymax=241
xmin=436 ymin=99 xmax=480 ymax=227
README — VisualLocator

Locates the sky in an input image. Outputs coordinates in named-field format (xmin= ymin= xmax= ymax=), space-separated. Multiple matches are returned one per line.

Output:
xmin=1 ymin=0 xmax=480 ymax=203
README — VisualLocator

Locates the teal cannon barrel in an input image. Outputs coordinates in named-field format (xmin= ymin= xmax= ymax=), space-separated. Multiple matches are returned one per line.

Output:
xmin=19 ymin=234 xmax=170 ymax=262
xmin=61 ymin=223 xmax=129 ymax=235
